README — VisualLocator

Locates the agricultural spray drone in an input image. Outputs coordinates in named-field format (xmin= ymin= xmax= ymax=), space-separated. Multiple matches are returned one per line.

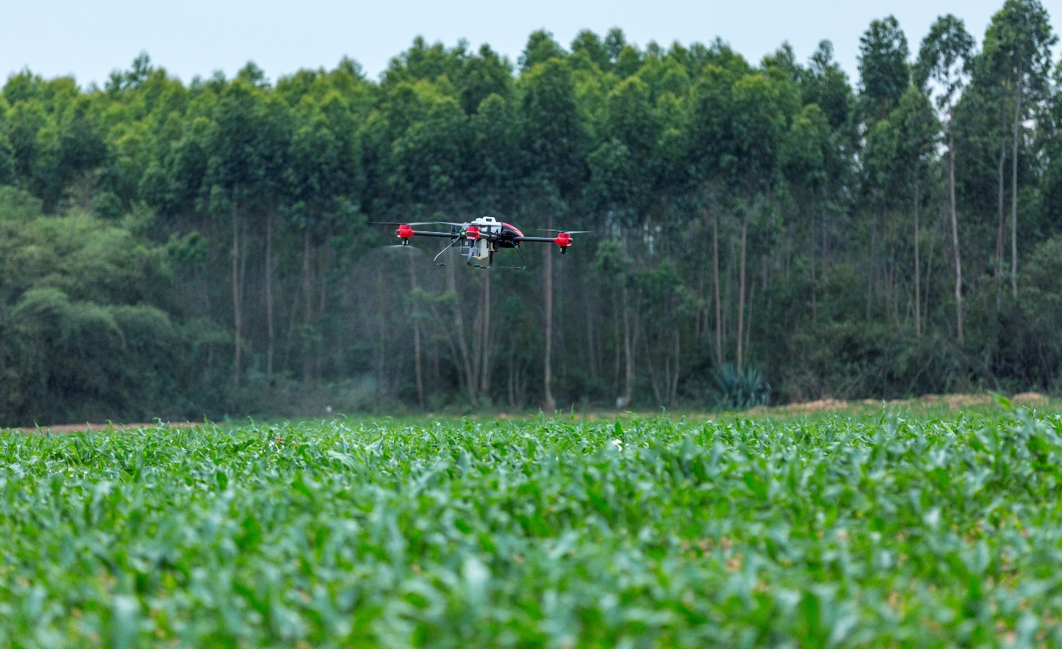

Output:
xmin=374 ymin=216 xmax=588 ymax=269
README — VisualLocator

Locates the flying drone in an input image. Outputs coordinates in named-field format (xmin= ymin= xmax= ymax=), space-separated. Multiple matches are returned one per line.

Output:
xmin=374 ymin=216 xmax=588 ymax=269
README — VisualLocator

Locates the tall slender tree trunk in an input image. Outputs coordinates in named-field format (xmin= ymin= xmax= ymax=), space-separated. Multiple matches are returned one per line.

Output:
xmin=949 ymin=135 xmax=963 ymax=345
xmin=586 ymin=284 xmax=598 ymax=382
xmin=613 ymin=298 xmax=621 ymax=393
xmin=822 ymin=209 xmax=829 ymax=281
xmin=867 ymin=206 xmax=878 ymax=320
xmin=315 ymin=237 xmax=331 ymax=380
xmin=471 ymin=308 xmax=483 ymax=395
xmin=409 ymin=253 xmax=424 ymax=409
xmin=375 ymin=267 xmax=387 ymax=396
xmin=1010 ymin=69 xmax=1022 ymax=299
xmin=480 ymin=270 xmax=491 ymax=397
xmin=745 ymin=283 xmax=755 ymax=367
xmin=811 ymin=203 xmax=817 ymax=321
xmin=736 ymin=213 xmax=748 ymax=371
xmin=302 ymin=228 xmax=313 ymax=384
xmin=445 ymin=246 xmax=477 ymax=406
xmin=724 ymin=242 xmax=733 ymax=350
xmin=265 ymin=209 xmax=275 ymax=381
xmin=697 ymin=213 xmax=707 ymax=337
xmin=996 ymin=103 xmax=1007 ymax=306
xmin=623 ymin=286 xmax=633 ymax=405
xmin=671 ymin=329 xmax=681 ymax=405
xmin=232 ymin=201 xmax=242 ymax=386
xmin=543 ymin=214 xmax=556 ymax=412
xmin=282 ymin=275 xmax=303 ymax=374
xmin=924 ymin=235 xmax=933 ymax=337
xmin=712 ymin=211 xmax=723 ymax=369
xmin=915 ymin=179 xmax=921 ymax=339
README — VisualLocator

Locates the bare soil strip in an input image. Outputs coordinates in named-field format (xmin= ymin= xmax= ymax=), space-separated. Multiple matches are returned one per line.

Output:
xmin=748 ymin=392 xmax=1049 ymax=416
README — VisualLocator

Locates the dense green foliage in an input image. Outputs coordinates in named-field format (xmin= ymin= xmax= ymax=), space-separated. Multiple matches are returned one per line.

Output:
xmin=1 ymin=1 xmax=1061 ymax=424
xmin=4 ymin=407 xmax=1062 ymax=646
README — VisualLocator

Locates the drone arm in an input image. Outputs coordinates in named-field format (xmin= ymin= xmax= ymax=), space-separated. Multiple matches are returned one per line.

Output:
xmin=516 ymin=234 xmax=574 ymax=254
xmin=405 ymin=230 xmax=456 ymax=239
xmin=394 ymin=227 xmax=457 ymax=245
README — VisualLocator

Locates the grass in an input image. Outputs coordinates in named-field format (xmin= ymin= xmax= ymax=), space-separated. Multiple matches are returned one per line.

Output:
xmin=2 ymin=403 xmax=1062 ymax=647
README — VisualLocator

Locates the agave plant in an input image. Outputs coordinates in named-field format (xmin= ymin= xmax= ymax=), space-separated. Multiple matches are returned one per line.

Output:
xmin=713 ymin=363 xmax=770 ymax=409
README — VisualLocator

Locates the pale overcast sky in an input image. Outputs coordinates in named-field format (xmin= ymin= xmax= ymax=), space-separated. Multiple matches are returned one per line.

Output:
xmin=2 ymin=1 xmax=1056 ymax=89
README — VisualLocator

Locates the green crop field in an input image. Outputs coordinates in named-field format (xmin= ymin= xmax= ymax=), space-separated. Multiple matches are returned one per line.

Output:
xmin=3 ymin=404 xmax=1062 ymax=647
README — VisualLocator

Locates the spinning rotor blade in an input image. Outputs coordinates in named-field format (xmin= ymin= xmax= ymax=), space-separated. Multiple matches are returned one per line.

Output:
xmin=529 ymin=228 xmax=591 ymax=234
xmin=371 ymin=221 xmax=467 ymax=227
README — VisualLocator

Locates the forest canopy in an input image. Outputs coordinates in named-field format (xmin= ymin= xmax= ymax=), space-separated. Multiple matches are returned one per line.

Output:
xmin=1 ymin=1 xmax=1061 ymax=425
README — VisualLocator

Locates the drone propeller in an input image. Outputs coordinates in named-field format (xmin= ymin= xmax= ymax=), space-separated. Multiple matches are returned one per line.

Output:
xmin=529 ymin=228 xmax=591 ymax=234
xmin=371 ymin=221 xmax=466 ymax=227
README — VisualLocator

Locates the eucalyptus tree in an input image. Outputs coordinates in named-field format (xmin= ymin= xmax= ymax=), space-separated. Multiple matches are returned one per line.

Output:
xmin=249 ymin=90 xmax=293 ymax=382
xmin=957 ymin=52 xmax=1011 ymax=300
xmin=204 ymin=78 xmax=289 ymax=384
xmin=519 ymin=30 xmax=567 ymax=72
xmin=917 ymin=14 xmax=974 ymax=341
xmin=455 ymin=44 xmax=513 ymax=115
xmin=570 ymin=30 xmax=611 ymax=72
xmin=801 ymin=41 xmax=853 ymax=131
xmin=4 ymin=92 xmax=47 ymax=197
xmin=1041 ymin=62 xmax=1062 ymax=232
xmin=467 ymin=93 xmax=521 ymax=399
xmin=585 ymin=75 xmax=660 ymax=404
xmin=858 ymin=16 xmax=911 ymax=122
xmin=98 ymin=64 xmax=193 ymax=210
xmin=780 ymin=103 xmax=830 ymax=317
xmin=0 ymin=98 xmax=15 ymax=186
xmin=381 ymin=36 xmax=466 ymax=91
xmin=862 ymin=107 xmax=913 ymax=322
xmin=286 ymin=91 xmax=356 ymax=382
xmin=983 ymin=0 xmax=1056 ymax=297
xmin=380 ymin=79 xmax=489 ymax=404
xmin=604 ymin=28 xmax=628 ymax=65
xmin=3 ymin=75 xmax=108 ymax=212
xmin=793 ymin=43 xmax=854 ymax=284
xmin=519 ymin=54 xmax=587 ymax=410
xmin=726 ymin=74 xmax=787 ymax=369
xmin=690 ymin=64 xmax=737 ymax=369
xmin=858 ymin=90 xmax=934 ymax=327
xmin=858 ymin=17 xmax=910 ymax=321
xmin=604 ymin=77 xmax=659 ymax=222
xmin=891 ymin=88 xmax=939 ymax=336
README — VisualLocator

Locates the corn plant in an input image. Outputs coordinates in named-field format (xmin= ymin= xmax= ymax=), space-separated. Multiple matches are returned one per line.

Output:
xmin=2 ymin=405 xmax=1062 ymax=647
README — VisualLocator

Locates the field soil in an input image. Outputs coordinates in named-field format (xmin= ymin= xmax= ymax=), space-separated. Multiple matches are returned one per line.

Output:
xmin=748 ymin=391 xmax=1049 ymax=415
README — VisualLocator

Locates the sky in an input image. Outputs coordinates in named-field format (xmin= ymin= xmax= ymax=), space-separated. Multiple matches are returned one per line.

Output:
xmin=2 ymin=0 xmax=1057 ymax=89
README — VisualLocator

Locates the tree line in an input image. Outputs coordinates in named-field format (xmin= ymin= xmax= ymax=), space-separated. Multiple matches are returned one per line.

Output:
xmin=0 ymin=0 xmax=1060 ymax=425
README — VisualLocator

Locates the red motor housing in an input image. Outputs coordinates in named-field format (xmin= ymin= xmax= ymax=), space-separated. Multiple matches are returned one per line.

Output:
xmin=397 ymin=224 xmax=415 ymax=240
xmin=553 ymin=232 xmax=572 ymax=249
xmin=465 ymin=225 xmax=480 ymax=240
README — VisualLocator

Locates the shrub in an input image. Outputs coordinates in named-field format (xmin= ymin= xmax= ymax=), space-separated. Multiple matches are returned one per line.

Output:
xmin=713 ymin=363 xmax=770 ymax=410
